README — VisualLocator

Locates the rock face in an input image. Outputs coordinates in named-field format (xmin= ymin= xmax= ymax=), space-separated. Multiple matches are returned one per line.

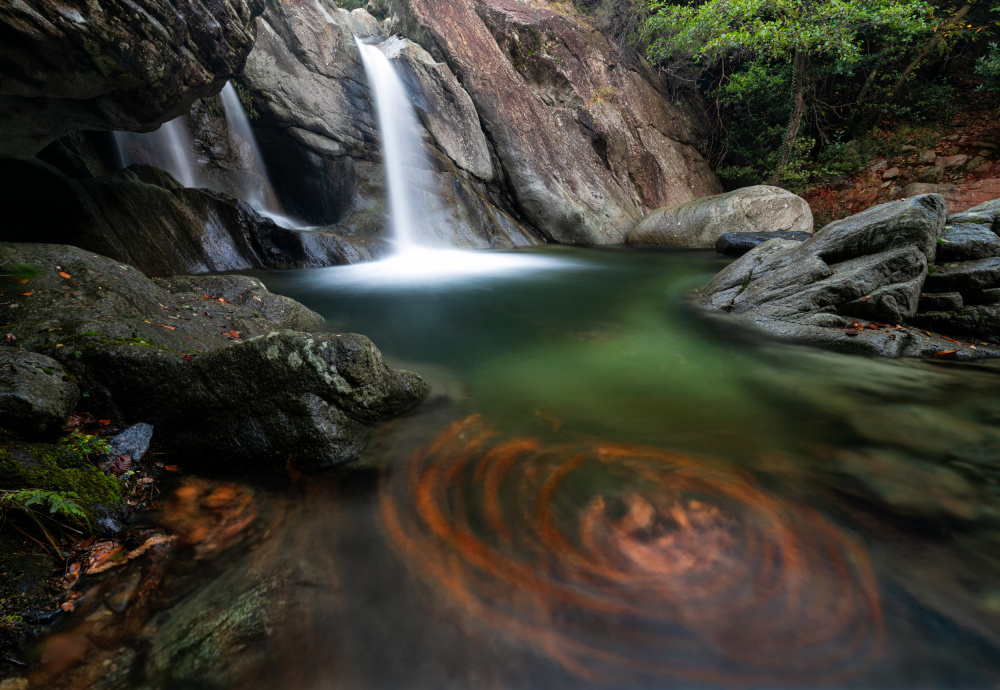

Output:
xmin=0 ymin=0 xmax=266 ymax=157
xmin=909 ymin=199 xmax=1000 ymax=343
xmin=0 ymin=350 xmax=79 ymax=440
xmin=629 ymin=186 xmax=814 ymax=249
xmin=239 ymin=0 xmax=543 ymax=248
xmin=0 ymin=243 xmax=427 ymax=469
xmin=387 ymin=0 xmax=720 ymax=244
xmin=0 ymin=158 xmax=386 ymax=276
xmin=695 ymin=194 xmax=1000 ymax=358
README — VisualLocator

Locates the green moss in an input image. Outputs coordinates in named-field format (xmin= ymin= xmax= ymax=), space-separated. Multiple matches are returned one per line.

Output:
xmin=0 ymin=434 xmax=123 ymax=517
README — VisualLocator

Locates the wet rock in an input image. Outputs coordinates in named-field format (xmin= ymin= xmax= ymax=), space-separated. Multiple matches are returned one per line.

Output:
xmin=630 ymin=186 xmax=813 ymax=249
xmin=697 ymin=195 xmax=948 ymax=358
xmin=924 ymin=257 xmax=1000 ymax=293
xmin=964 ymin=287 xmax=1000 ymax=305
xmin=715 ymin=231 xmax=811 ymax=257
xmin=106 ymin=424 xmax=155 ymax=463
xmin=966 ymin=198 xmax=1000 ymax=232
xmin=0 ymin=243 xmax=427 ymax=470
xmin=0 ymin=158 xmax=386 ymax=275
xmin=152 ymin=275 xmax=325 ymax=332
xmin=0 ymin=0 xmax=266 ymax=157
xmin=936 ymin=222 xmax=1000 ymax=262
xmin=389 ymin=0 xmax=720 ymax=244
xmin=919 ymin=292 xmax=963 ymax=311
xmin=0 ymin=350 xmax=79 ymax=440
xmin=909 ymin=307 xmax=1000 ymax=344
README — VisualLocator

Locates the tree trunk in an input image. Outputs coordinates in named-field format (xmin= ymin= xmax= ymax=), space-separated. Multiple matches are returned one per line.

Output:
xmin=774 ymin=49 xmax=806 ymax=186
xmin=889 ymin=2 xmax=973 ymax=101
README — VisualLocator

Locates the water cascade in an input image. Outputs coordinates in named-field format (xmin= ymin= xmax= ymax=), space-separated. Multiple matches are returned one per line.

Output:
xmin=345 ymin=37 xmax=571 ymax=286
xmin=220 ymin=82 xmax=307 ymax=229
xmin=114 ymin=117 xmax=199 ymax=188
xmin=355 ymin=37 xmax=427 ymax=250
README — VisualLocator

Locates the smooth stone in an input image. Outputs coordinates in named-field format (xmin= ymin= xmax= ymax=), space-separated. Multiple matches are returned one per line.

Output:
xmin=698 ymin=195 xmax=949 ymax=357
xmin=937 ymin=222 xmax=1000 ymax=262
xmin=106 ymin=423 xmax=155 ymax=463
xmin=919 ymin=292 xmax=963 ymax=311
xmin=924 ymin=257 xmax=1000 ymax=293
xmin=629 ymin=185 xmax=813 ymax=249
xmin=715 ymin=231 xmax=811 ymax=257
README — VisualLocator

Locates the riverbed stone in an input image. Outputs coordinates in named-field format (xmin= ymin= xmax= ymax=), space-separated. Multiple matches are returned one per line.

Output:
xmin=0 ymin=350 xmax=79 ymax=440
xmin=697 ymin=195 xmax=951 ymax=357
xmin=630 ymin=186 xmax=813 ymax=249
xmin=919 ymin=292 xmax=963 ymax=311
xmin=0 ymin=243 xmax=427 ymax=470
xmin=924 ymin=257 xmax=1000 ymax=293
xmin=936 ymin=222 xmax=1000 ymax=262
xmin=715 ymin=231 xmax=811 ymax=256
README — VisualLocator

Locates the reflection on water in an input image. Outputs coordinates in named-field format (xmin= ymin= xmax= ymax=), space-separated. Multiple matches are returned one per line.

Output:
xmin=382 ymin=415 xmax=883 ymax=686
xmin=30 ymin=248 xmax=1000 ymax=689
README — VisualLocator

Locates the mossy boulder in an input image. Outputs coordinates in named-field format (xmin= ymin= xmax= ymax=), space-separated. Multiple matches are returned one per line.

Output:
xmin=0 ymin=243 xmax=428 ymax=471
xmin=0 ymin=436 xmax=123 ymax=518
xmin=0 ymin=351 xmax=79 ymax=440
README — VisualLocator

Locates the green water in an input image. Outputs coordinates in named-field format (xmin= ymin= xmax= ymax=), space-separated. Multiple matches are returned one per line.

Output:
xmin=39 ymin=248 xmax=1000 ymax=689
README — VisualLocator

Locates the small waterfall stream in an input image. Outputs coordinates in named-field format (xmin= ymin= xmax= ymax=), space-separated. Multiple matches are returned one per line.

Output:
xmin=220 ymin=83 xmax=308 ymax=229
xmin=346 ymin=36 xmax=569 ymax=283
xmin=113 ymin=117 xmax=199 ymax=188
xmin=355 ymin=37 xmax=426 ymax=250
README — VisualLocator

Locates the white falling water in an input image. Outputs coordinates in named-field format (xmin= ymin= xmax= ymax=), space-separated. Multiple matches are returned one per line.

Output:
xmin=355 ymin=37 xmax=425 ymax=250
xmin=327 ymin=36 xmax=574 ymax=286
xmin=220 ymin=82 xmax=308 ymax=230
xmin=114 ymin=117 xmax=199 ymax=187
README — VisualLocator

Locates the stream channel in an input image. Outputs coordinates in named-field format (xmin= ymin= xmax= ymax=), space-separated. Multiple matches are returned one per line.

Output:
xmin=39 ymin=247 xmax=1000 ymax=689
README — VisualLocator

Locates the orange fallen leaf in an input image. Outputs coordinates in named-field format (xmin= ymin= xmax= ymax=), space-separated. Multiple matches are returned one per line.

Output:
xmin=59 ymin=272 xmax=71 ymax=279
xmin=217 ymin=298 xmax=229 ymax=303
xmin=165 ymin=465 xmax=182 ymax=472
xmin=921 ymin=330 xmax=933 ymax=337
xmin=157 ymin=323 xmax=177 ymax=330
xmin=940 ymin=335 xmax=962 ymax=345
xmin=933 ymin=350 xmax=959 ymax=358
xmin=98 ymin=419 xmax=110 ymax=426
xmin=14 ymin=278 xmax=29 ymax=284
xmin=20 ymin=291 xmax=33 ymax=296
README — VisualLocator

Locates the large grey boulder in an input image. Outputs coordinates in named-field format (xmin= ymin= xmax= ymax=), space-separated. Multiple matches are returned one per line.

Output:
xmin=0 ymin=158 xmax=386 ymax=276
xmin=0 ymin=243 xmax=427 ymax=469
xmin=937 ymin=213 xmax=1000 ymax=262
xmin=0 ymin=350 xmax=79 ymax=440
xmin=695 ymin=194 xmax=992 ymax=358
xmin=629 ymin=186 xmax=813 ymax=249
xmin=0 ymin=0 xmax=266 ymax=157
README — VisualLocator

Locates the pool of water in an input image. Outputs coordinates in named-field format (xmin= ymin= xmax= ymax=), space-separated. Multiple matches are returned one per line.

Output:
xmin=36 ymin=247 xmax=1000 ymax=689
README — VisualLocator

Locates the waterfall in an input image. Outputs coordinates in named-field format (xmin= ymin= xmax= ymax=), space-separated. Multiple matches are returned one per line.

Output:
xmin=355 ymin=37 xmax=430 ymax=250
xmin=114 ymin=117 xmax=199 ymax=187
xmin=320 ymin=36 xmax=573 ymax=285
xmin=220 ymin=83 xmax=307 ymax=229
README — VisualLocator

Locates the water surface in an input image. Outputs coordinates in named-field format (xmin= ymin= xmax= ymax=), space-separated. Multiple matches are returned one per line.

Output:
xmin=42 ymin=248 xmax=1000 ymax=689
